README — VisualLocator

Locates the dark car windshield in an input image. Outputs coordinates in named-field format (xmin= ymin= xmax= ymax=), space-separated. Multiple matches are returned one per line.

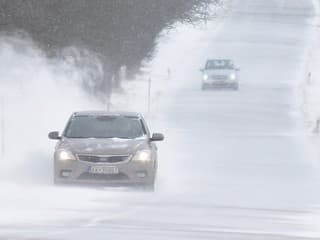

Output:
xmin=205 ymin=60 xmax=234 ymax=70
xmin=64 ymin=115 xmax=145 ymax=139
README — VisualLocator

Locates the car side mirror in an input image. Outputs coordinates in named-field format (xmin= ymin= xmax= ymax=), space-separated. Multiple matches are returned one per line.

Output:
xmin=235 ymin=68 xmax=240 ymax=71
xmin=150 ymin=133 xmax=164 ymax=142
xmin=48 ymin=131 xmax=62 ymax=140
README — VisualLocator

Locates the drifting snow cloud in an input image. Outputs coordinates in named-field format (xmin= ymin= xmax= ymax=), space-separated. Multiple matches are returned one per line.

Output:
xmin=0 ymin=32 xmax=102 ymax=183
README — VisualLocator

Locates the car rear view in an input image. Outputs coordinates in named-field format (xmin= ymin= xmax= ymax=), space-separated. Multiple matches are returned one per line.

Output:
xmin=49 ymin=111 xmax=164 ymax=190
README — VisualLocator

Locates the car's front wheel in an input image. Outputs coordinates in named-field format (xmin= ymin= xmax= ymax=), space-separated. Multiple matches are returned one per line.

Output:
xmin=233 ymin=83 xmax=239 ymax=90
xmin=53 ymin=178 xmax=63 ymax=186
xmin=201 ymin=84 xmax=208 ymax=91
xmin=137 ymin=181 xmax=155 ymax=192
xmin=143 ymin=183 xmax=155 ymax=192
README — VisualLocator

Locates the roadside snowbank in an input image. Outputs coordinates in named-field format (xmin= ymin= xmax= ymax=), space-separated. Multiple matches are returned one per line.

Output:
xmin=303 ymin=0 xmax=320 ymax=132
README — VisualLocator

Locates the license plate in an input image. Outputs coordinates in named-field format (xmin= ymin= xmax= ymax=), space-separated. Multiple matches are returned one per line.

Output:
xmin=88 ymin=166 xmax=119 ymax=174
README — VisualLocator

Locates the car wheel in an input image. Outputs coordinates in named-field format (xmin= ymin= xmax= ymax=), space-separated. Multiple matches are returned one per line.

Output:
xmin=54 ymin=177 xmax=65 ymax=186
xmin=201 ymin=84 xmax=207 ymax=91
xmin=233 ymin=83 xmax=239 ymax=90
xmin=53 ymin=178 xmax=60 ymax=185
xmin=139 ymin=182 xmax=155 ymax=192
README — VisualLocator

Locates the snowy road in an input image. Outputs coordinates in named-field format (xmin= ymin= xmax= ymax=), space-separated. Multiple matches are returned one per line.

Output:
xmin=2 ymin=0 xmax=320 ymax=239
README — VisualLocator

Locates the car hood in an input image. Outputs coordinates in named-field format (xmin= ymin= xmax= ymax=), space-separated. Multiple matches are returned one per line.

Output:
xmin=58 ymin=137 xmax=149 ymax=155
xmin=204 ymin=69 xmax=235 ymax=75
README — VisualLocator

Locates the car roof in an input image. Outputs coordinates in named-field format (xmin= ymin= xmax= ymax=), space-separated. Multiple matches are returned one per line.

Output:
xmin=73 ymin=111 xmax=143 ymax=118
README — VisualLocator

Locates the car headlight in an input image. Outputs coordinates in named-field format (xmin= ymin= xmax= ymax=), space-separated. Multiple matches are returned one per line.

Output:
xmin=56 ymin=149 xmax=76 ymax=161
xmin=229 ymin=73 xmax=236 ymax=80
xmin=132 ymin=150 xmax=152 ymax=163
xmin=203 ymin=74 xmax=209 ymax=81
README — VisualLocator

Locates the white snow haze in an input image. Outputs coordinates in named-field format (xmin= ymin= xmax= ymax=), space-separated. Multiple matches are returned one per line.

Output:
xmin=0 ymin=32 xmax=102 ymax=183
xmin=3 ymin=0 xmax=320 ymax=239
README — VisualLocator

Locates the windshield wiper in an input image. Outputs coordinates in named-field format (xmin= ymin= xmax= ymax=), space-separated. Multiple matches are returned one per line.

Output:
xmin=103 ymin=136 xmax=132 ymax=139
xmin=66 ymin=136 xmax=134 ymax=139
xmin=67 ymin=136 xmax=88 ymax=138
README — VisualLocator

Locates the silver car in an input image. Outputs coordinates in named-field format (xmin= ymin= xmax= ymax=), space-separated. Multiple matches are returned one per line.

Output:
xmin=48 ymin=111 xmax=164 ymax=190
xmin=201 ymin=59 xmax=239 ymax=90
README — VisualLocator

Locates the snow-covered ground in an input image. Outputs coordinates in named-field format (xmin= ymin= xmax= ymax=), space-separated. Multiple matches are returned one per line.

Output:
xmin=1 ymin=0 xmax=320 ymax=239
xmin=303 ymin=0 xmax=320 ymax=132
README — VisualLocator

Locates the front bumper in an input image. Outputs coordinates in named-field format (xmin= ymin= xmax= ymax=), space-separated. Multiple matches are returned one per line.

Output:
xmin=54 ymin=159 xmax=156 ymax=186
xmin=203 ymin=80 xmax=238 ymax=88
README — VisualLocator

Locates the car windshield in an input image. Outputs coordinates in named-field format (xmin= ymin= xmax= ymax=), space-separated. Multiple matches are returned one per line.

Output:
xmin=205 ymin=60 xmax=234 ymax=70
xmin=64 ymin=115 xmax=145 ymax=139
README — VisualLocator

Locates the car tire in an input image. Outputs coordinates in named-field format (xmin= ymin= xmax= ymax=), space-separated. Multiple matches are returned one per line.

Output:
xmin=145 ymin=185 xmax=155 ymax=192
xmin=54 ymin=177 xmax=66 ymax=186
xmin=201 ymin=84 xmax=207 ymax=91
xmin=139 ymin=182 xmax=155 ymax=192
xmin=53 ymin=178 xmax=59 ymax=185
xmin=233 ymin=83 xmax=239 ymax=91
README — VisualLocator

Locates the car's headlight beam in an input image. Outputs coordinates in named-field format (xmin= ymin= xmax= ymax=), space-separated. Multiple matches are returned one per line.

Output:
xmin=203 ymin=74 xmax=209 ymax=81
xmin=229 ymin=73 xmax=236 ymax=80
xmin=132 ymin=150 xmax=152 ymax=163
xmin=57 ymin=149 xmax=76 ymax=161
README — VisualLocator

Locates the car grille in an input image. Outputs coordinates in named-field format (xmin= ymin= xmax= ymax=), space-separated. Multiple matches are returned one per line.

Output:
xmin=211 ymin=75 xmax=228 ymax=80
xmin=77 ymin=155 xmax=131 ymax=163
